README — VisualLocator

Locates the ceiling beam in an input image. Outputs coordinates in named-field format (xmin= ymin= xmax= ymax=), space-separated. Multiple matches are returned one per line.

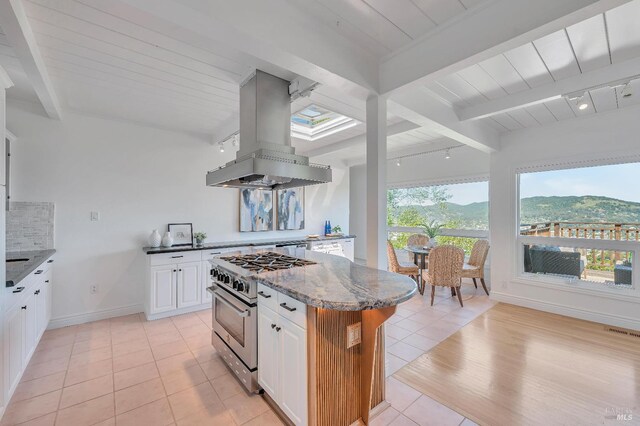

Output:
xmin=379 ymin=0 xmax=632 ymax=94
xmin=389 ymin=88 xmax=499 ymax=153
xmin=302 ymin=120 xmax=420 ymax=158
xmin=95 ymin=0 xmax=378 ymax=96
xmin=0 ymin=0 xmax=62 ymax=119
xmin=457 ymin=56 xmax=640 ymax=121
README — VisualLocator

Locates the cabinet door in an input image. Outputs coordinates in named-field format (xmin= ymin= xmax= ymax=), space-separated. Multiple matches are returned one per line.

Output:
xmin=44 ymin=269 xmax=53 ymax=324
xmin=35 ymin=279 xmax=50 ymax=337
xmin=177 ymin=261 xmax=201 ymax=308
xmin=150 ymin=265 xmax=177 ymax=314
xmin=257 ymin=306 xmax=279 ymax=400
xmin=279 ymin=316 xmax=307 ymax=426
xmin=24 ymin=292 xmax=38 ymax=360
xmin=201 ymin=260 xmax=213 ymax=303
xmin=4 ymin=305 xmax=24 ymax=395
xmin=341 ymin=239 xmax=354 ymax=261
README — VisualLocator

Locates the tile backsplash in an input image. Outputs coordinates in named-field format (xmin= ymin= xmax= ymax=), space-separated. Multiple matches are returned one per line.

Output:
xmin=7 ymin=202 xmax=55 ymax=252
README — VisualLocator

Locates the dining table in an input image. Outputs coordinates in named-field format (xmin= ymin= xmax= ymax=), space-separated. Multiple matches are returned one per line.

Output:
xmin=405 ymin=245 xmax=430 ymax=295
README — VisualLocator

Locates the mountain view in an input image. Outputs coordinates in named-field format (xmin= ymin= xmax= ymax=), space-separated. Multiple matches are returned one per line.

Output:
xmin=390 ymin=195 xmax=640 ymax=229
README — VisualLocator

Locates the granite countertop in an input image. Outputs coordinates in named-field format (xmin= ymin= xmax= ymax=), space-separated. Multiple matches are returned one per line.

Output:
xmin=6 ymin=249 xmax=56 ymax=287
xmin=143 ymin=235 xmax=356 ymax=255
xmin=215 ymin=248 xmax=416 ymax=311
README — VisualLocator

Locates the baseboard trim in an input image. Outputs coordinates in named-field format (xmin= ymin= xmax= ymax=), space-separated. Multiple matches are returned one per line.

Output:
xmin=491 ymin=292 xmax=640 ymax=331
xmin=47 ymin=304 xmax=144 ymax=329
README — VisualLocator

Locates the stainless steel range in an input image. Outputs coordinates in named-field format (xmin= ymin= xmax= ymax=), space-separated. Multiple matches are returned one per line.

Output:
xmin=208 ymin=251 xmax=316 ymax=393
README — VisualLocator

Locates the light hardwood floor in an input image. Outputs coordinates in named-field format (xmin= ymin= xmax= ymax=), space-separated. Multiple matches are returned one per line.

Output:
xmin=395 ymin=303 xmax=640 ymax=425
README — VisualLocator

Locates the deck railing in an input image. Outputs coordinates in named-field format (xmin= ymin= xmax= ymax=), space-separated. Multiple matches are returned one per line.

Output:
xmin=520 ymin=222 xmax=639 ymax=268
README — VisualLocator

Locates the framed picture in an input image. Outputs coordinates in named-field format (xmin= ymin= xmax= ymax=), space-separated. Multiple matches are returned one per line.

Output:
xmin=168 ymin=223 xmax=193 ymax=246
xmin=276 ymin=187 xmax=305 ymax=230
xmin=240 ymin=189 xmax=273 ymax=232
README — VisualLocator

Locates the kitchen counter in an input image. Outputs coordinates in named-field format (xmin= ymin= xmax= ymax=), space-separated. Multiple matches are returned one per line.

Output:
xmin=221 ymin=248 xmax=416 ymax=311
xmin=142 ymin=235 xmax=355 ymax=255
xmin=6 ymin=249 xmax=56 ymax=287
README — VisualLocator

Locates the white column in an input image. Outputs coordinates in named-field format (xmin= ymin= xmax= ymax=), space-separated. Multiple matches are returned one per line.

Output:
xmin=366 ymin=94 xmax=387 ymax=269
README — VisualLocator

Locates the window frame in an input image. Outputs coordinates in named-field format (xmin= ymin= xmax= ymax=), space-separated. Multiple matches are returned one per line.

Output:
xmin=514 ymin=160 xmax=640 ymax=297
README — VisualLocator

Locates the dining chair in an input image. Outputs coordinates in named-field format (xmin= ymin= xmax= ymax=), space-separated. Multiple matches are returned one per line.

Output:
xmin=387 ymin=240 xmax=419 ymax=281
xmin=461 ymin=239 xmax=490 ymax=295
xmin=425 ymin=245 xmax=465 ymax=307
xmin=406 ymin=234 xmax=429 ymax=263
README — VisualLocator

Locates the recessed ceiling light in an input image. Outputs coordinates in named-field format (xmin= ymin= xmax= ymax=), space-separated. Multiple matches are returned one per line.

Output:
xmin=445 ymin=149 xmax=451 ymax=160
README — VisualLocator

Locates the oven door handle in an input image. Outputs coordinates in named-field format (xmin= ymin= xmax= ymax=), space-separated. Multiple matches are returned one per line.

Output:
xmin=214 ymin=290 xmax=250 ymax=317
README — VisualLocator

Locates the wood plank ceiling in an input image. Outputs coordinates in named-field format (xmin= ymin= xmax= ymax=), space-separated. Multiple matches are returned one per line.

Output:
xmin=428 ymin=0 xmax=640 ymax=132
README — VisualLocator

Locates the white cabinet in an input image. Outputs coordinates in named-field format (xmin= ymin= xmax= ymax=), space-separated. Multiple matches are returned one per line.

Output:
xmin=150 ymin=266 xmax=177 ymax=315
xmin=176 ymin=261 xmax=201 ymax=308
xmin=307 ymin=238 xmax=355 ymax=261
xmin=4 ymin=304 xmax=24 ymax=397
xmin=278 ymin=316 xmax=307 ymax=425
xmin=23 ymin=292 xmax=37 ymax=361
xmin=258 ymin=290 xmax=307 ymax=426
xmin=257 ymin=305 xmax=279 ymax=398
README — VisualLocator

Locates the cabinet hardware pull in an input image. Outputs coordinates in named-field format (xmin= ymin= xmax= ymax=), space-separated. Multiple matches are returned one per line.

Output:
xmin=173 ymin=269 xmax=177 ymax=272
xmin=35 ymin=290 xmax=40 ymax=295
xmin=47 ymin=259 xmax=54 ymax=263
xmin=210 ymin=252 xmax=221 ymax=255
xmin=179 ymin=269 xmax=182 ymax=272
xmin=279 ymin=303 xmax=297 ymax=312
xmin=34 ymin=270 xmax=43 ymax=275
xmin=258 ymin=291 xmax=271 ymax=298
xmin=13 ymin=286 xmax=25 ymax=293
xmin=271 ymin=323 xmax=276 ymax=329
xmin=171 ymin=255 xmax=184 ymax=258
xmin=45 ymin=280 xmax=50 ymax=283
xmin=21 ymin=306 xmax=27 ymax=310
xmin=275 ymin=326 xmax=281 ymax=332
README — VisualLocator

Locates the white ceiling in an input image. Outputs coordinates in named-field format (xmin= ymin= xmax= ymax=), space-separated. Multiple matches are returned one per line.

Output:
xmin=1 ymin=0 xmax=639 ymax=163
xmin=428 ymin=0 xmax=640 ymax=132
xmin=287 ymin=0 xmax=481 ymax=57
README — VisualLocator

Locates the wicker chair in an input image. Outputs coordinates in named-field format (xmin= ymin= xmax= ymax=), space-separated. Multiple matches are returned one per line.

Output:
xmin=387 ymin=240 xmax=419 ymax=280
xmin=461 ymin=239 xmax=490 ymax=295
xmin=406 ymin=234 xmax=429 ymax=263
xmin=425 ymin=245 xmax=465 ymax=307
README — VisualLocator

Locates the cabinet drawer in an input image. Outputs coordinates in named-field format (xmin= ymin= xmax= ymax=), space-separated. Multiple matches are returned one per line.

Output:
xmin=149 ymin=251 xmax=201 ymax=266
xmin=277 ymin=293 xmax=306 ymax=329
xmin=257 ymin=283 xmax=278 ymax=312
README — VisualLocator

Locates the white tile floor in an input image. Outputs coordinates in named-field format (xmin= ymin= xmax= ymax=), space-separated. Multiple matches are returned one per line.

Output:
xmin=1 ymin=281 xmax=494 ymax=426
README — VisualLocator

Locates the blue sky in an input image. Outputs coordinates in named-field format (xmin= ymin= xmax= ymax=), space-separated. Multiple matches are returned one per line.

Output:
xmin=520 ymin=163 xmax=640 ymax=202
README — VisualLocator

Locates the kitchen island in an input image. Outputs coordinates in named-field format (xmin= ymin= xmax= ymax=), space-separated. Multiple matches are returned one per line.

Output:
xmin=208 ymin=248 xmax=416 ymax=426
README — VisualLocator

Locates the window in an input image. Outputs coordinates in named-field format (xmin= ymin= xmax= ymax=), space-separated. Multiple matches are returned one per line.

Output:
xmin=387 ymin=181 xmax=489 ymax=253
xmin=518 ymin=163 xmax=639 ymax=289
xmin=291 ymin=104 xmax=358 ymax=141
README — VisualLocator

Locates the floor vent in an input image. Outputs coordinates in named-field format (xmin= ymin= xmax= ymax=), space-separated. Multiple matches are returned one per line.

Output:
xmin=605 ymin=326 xmax=640 ymax=338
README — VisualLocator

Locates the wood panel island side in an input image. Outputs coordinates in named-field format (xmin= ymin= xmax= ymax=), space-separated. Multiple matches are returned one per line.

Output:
xmin=217 ymin=248 xmax=417 ymax=426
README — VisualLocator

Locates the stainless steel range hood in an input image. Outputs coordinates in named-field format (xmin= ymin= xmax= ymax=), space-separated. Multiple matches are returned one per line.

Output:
xmin=207 ymin=70 xmax=332 ymax=190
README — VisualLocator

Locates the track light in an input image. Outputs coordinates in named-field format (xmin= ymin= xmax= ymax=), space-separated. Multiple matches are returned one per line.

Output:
xmin=575 ymin=94 xmax=589 ymax=110
xmin=621 ymin=82 xmax=633 ymax=98
xmin=231 ymin=134 xmax=238 ymax=146
xmin=445 ymin=149 xmax=451 ymax=160
xmin=219 ymin=142 xmax=225 ymax=153
xmin=396 ymin=159 xmax=401 ymax=167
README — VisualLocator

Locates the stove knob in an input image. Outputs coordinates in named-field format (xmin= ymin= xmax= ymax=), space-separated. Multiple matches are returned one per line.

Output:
xmin=224 ymin=275 xmax=230 ymax=284
xmin=242 ymin=282 xmax=249 ymax=293
xmin=232 ymin=279 xmax=239 ymax=290
xmin=236 ymin=281 xmax=244 ymax=292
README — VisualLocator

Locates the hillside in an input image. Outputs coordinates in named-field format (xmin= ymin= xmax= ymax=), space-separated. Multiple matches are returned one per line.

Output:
xmin=392 ymin=196 xmax=640 ymax=229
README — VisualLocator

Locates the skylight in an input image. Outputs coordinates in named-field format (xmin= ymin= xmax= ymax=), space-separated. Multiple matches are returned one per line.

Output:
xmin=291 ymin=104 xmax=357 ymax=141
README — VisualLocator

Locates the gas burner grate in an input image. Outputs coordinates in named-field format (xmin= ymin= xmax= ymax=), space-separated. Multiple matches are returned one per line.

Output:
xmin=221 ymin=251 xmax=316 ymax=273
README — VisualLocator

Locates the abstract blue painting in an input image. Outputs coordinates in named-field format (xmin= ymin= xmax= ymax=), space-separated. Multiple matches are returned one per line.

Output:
xmin=276 ymin=188 xmax=304 ymax=230
xmin=240 ymin=189 xmax=273 ymax=232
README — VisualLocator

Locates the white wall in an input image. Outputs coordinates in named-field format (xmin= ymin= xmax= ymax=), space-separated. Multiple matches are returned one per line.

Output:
xmin=350 ymin=147 xmax=490 ymax=261
xmin=7 ymin=101 xmax=349 ymax=323
xmin=490 ymin=105 xmax=640 ymax=330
